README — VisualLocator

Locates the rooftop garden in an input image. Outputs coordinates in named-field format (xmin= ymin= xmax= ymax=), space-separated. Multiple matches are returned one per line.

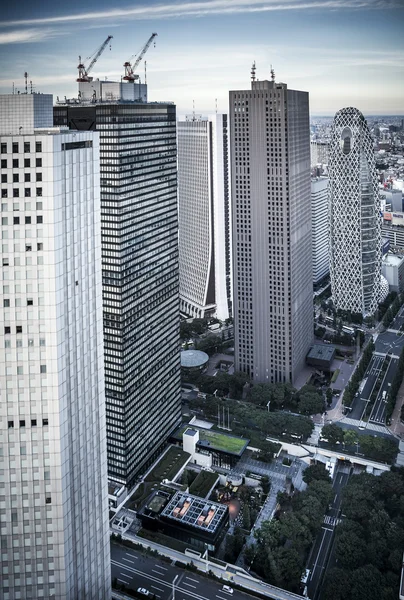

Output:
xmin=126 ymin=446 xmax=190 ymax=511
xmin=188 ymin=470 xmax=219 ymax=498
xmin=174 ymin=424 xmax=249 ymax=455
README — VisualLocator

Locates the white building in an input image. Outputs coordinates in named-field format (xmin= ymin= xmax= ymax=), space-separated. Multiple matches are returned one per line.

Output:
xmin=311 ymin=177 xmax=329 ymax=285
xmin=0 ymin=94 xmax=111 ymax=599
xmin=177 ymin=114 xmax=232 ymax=321
xmin=329 ymin=107 xmax=381 ymax=315
xmin=230 ymin=75 xmax=313 ymax=384
xmin=382 ymin=254 xmax=404 ymax=293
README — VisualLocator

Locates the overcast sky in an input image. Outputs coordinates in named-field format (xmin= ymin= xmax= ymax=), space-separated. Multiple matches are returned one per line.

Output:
xmin=0 ymin=0 xmax=403 ymax=116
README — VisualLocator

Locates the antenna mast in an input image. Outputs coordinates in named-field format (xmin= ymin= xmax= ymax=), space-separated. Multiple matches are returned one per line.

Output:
xmin=270 ymin=64 xmax=275 ymax=82
xmin=251 ymin=61 xmax=256 ymax=82
xmin=24 ymin=72 xmax=28 ymax=94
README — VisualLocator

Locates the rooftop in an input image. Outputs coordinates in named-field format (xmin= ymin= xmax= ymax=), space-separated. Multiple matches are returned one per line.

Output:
xmin=383 ymin=253 xmax=404 ymax=267
xmin=307 ymin=344 xmax=336 ymax=362
xmin=173 ymin=424 xmax=249 ymax=456
xmin=161 ymin=491 xmax=227 ymax=533
xmin=180 ymin=350 xmax=209 ymax=368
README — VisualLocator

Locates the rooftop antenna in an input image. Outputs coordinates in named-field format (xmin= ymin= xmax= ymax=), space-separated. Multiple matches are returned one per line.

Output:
xmin=215 ymin=98 xmax=218 ymax=114
xmin=12 ymin=82 xmax=15 ymax=95
xmin=24 ymin=72 xmax=28 ymax=94
xmin=144 ymin=60 xmax=147 ymax=85
xmin=251 ymin=61 xmax=256 ymax=82
xmin=192 ymin=99 xmax=195 ymax=121
xmin=270 ymin=64 xmax=275 ymax=82
xmin=30 ymin=80 xmax=33 ymax=94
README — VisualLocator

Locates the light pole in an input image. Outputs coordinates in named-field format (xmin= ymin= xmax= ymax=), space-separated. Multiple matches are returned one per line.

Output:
xmin=172 ymin=574 xmax=178 ymax=600
xmin=204 ymin=544 xmax=209 ymax=572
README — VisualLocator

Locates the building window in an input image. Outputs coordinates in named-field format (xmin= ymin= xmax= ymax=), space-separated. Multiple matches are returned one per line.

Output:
xmin=24 ymin=158 xmax=30 ymax=168
xmin=24 ymin=142 xmax=30 ymax=153
xmin=36 ymin=173 xmax=42 ymax=182
xmin=31 ymin=419 xmax=37 ymax=427
xmin=1 ymin=143 xmax=7 ymax=154
xmin=25 ymin=216 xmax=31 ymax=224
xmin=35 ymin=142 xmax=42 ymax=153
xmin=19 ymin=420 xmax=25 ymax=427
xmin=4 ymin=326 xmax=11 ymax=334
xmin=16 ymin=325 xmax=22 ymax=333
xmin=8 ymin=421 xmax=14 ymax=429
xmin=36 ymin=216 xmax=43 ymax=224
xmin=36 ymin=188 xmax=42 ymax=197
xmin=42 ymin=418 xmax=48 ymax=426
xmin=36 ymin=158 xmax=42 ymax=167
xmin=40 ymin=365 xmax=46 ymax=374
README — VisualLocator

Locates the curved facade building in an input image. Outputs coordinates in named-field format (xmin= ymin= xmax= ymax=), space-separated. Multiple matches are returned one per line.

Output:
xmin=329 ymin=107 xmax=381 ymax=315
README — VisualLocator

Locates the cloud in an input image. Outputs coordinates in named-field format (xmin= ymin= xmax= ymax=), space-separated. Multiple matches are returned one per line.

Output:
xmin=0 ymin=28 xmax=56 ymax=44
xmin=0 ymin=0 xmax=401 ymax=28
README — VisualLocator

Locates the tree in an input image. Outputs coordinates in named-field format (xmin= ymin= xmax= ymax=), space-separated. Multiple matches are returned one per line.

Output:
xmin=242 ymin=503 xmax=251 ymax=530
xmin=343 ymin=429 xmax=359 ymax=448
xmin=323 ymin=568 xmax=353 ymax=600
xmin=350 ymin=565 xmax=383 ymax=600
xmin=303 ymin=462 xmax=331 ymax=484
xmin=326 ymin=387 xmax=333 ymax=405
xmin=335 ymin=530 xmax=367 ymax=569
xmin=261 ymin=475 xmax=270 ymax=495
xmin=298 ymin=392 xmax=324 ymax=415
xmin=321 ymin=423 xmax=344 ymax=446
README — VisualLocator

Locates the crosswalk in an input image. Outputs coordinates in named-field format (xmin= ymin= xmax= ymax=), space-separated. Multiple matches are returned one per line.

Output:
xmin=323 ymin=515 xmax=341 ymax=527
xmin=341 ymin=417 xmax=390 ymax=434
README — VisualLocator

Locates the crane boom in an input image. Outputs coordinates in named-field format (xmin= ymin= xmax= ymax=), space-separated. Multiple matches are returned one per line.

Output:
xmin=123 ymin=33 xmax=157 ymax=82
xmin=77 ymin=35 xmax=113 ymax=82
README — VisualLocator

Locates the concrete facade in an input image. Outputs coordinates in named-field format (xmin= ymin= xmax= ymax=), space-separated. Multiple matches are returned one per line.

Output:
xmin=229 ymin=77 xmax=313 ymax=384
xmin=177 ymin=114 xmax=232 ymax=321
xmin=0 ymin=94 xmax=111 ymax=599
xmin=311 ymin=177 xmax=329 ymax=284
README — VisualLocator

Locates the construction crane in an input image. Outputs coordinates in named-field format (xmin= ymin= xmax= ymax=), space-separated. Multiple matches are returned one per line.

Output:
xmin=77 ymin=35 xmax=113 ymax=83
xmin=123 ymin=33 xmax=157 ymax=82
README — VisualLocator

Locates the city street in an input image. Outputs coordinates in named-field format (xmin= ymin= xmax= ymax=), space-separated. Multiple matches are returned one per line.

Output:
xmin=110 ymin=542 xmax=304 ymax=600
xmin=305 ymin=465 xmax=351 ymax=600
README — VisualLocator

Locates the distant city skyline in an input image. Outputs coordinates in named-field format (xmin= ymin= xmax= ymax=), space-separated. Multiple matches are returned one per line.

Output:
xmin=0 ymin=0 xmax=403 ymax=115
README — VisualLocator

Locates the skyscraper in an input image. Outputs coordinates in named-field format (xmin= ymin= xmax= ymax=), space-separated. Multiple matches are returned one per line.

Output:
xmin=329 ymin=107 xmax=381 ymax=315
xmin=177 ymin=114 xmax=232 ymax=321
xmin=0 ymin=94 xmax=111 ymax=599
xmin=54 ymin=80 xmax=182 ymax=487
xmin=311 ymin=177 xmax=330 ymax=285
xmin=229 ymin=75 xmax=313 ymax=385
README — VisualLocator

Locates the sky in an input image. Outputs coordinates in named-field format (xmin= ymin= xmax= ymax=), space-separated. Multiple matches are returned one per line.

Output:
xmin=0 ymin=0 xmax=403 ymax=116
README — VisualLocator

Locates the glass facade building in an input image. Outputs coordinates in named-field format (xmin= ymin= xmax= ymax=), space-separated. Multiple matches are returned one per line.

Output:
xmin=54 ymin=95 xmax=182 ymax=486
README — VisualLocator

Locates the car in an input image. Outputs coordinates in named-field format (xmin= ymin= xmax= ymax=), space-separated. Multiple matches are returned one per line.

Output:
xmin=301 ymin=569 xmax=310 ymax=584
xmin=222 ymin=586 xmax=233 ymax=594
xmin=137 ymin=588 xmax=151 ymax=597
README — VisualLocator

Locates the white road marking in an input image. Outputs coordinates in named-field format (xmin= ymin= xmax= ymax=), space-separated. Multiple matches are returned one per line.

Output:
xmin=310 ymin=528 xmax=329 ymax=580
xmin=154 ymin=564 xmax=168 ymax=570
xmin=183 ymin=582 xmax=196 ymax=588
xmin=122 ymin=557 xmax=134 ymax=563
xmin=125 ymin=552 xmax=138 ymax=559
xmin=185 ymin=577 xmax=199 ymax=583
xmin=151 ymin=586 xmax=164 ymax=592
xmin=152 ymin=569 xmax=166 ymax=575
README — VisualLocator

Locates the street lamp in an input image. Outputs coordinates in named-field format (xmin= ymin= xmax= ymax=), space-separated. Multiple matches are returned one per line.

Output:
xmin=172 ymin=574 xmax=178 ymax=600
xmin=204 ymin=544 xmax=209 ymax=572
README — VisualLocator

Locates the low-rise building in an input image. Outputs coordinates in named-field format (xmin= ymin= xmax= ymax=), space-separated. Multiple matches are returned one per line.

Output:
xmin=382 ymin=253 xmax=404 ymax=293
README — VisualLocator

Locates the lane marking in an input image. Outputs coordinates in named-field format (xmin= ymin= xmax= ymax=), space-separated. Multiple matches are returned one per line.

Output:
xmin=122 ymin=557 xmax=134 ymax=563
xmin=118 ymin=577 xmax=131 ymax=584
xmin=183 ymin=582 xmax=196 ymax=588
xmin=185 ymin=577 xmax=199 ymax=583
xmin=125 ymin=552 xmax=138 ymax=559
xmin=152 ymin=569 xmax=166 ymax=576
xmin=151 ymin=586 xmax=164 ymax=592
xmin=154 ymin=565 xmax=168 ymax=571
xmin=310 ymin=528 xmax=329 ymax=581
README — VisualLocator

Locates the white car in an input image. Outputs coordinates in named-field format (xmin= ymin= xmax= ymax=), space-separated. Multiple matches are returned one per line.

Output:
xmin=222 ymin=585 xmax=233 ymax=594
xmin=301 ymin=569 xmax=310 ymax=584
xmin=137 ymin=588 xmax=151 ymax=597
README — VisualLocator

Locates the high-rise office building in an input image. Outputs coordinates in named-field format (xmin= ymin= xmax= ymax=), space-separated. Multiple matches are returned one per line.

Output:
xmin=0 ymin=94 xmax=111 ymax=599
xmin=311 ymin=177 xmax=329 ymax=285
xmin=329 ymin=107 xmax=381 ymax=315
xmin=229 ymin=75 xmax=313 ymax=384
xmin=310 ymin=140 xmax=330 ymax=168
xmin=54 ymin=80 xmax=182 ymax=487
xmin=177 ymin=114 xmax=232 ymax=321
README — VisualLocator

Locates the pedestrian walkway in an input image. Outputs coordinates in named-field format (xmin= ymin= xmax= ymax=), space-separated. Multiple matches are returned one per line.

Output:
xmin=340 ymin=417 xmax=391 ymax=434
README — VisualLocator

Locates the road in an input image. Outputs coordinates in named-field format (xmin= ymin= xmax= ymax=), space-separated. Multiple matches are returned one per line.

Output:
xmin=348 ymin=354 xmax=384 ymax=420
xmin=369 ymin=357 xmax=397 ymax=424
xmin=305 ymin=466 xmax=350 ymax=600
xmin=110 ymin=542 xmax=303 ymax=600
